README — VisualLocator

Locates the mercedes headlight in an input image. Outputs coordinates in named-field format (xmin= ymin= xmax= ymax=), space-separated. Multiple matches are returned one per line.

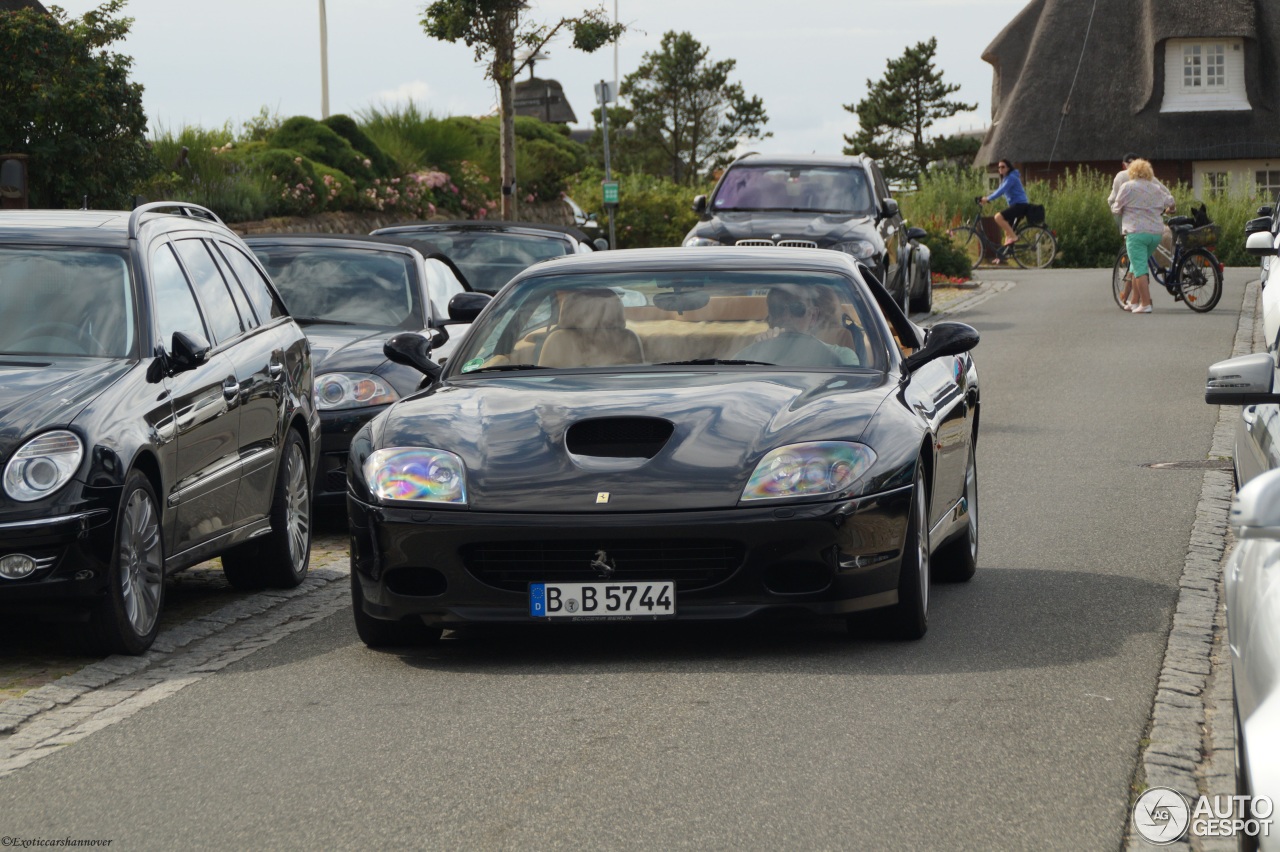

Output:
xmin=315 ymin=373 xmax=398 ymax=411
xmin=741 ymin=442 xmax=876 ymax=503
xmin=683 ymin=236 xmax=723 ymax=247
xmin=833 ymin=240 xmax=877 ymax=259
xmin=4 ymin=430 xmax=84 ymax=502
xmin=363 ymin=447 xmax=467 ymax=505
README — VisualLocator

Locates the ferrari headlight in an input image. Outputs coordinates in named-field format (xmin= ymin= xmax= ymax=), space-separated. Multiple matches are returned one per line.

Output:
xmin=741 ymin=442 xmax=876 ymax=503
xmin=683 ymin=236 xmax=723 ymax=247
xmin=4 ymin=430 xmax=83 ymax=502
xmin=315 ymin=373 xmax=398 ymax=411
xmin=833 ymin=240 xmax=877 ymax=259
xmin=363 ymin=447 xmax=467 ymax=505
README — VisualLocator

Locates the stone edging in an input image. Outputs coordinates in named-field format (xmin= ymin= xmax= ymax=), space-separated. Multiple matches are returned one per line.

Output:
xmin=1122 ymin=277 xmax=1260 ymax=850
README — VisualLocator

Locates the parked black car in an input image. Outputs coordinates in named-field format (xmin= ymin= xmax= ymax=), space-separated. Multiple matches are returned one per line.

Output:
xmin=347 ymin=247 xmax=979 ymax=647
xmin=683 ymin=153 xmax=932 ymax=313
xmin=0 ymin=203 xmax=319 ymax=655
xmin=370 ymin=220 xmax=608 ymax=295
xmin=245 ymin=233 xmax=488 ymax=507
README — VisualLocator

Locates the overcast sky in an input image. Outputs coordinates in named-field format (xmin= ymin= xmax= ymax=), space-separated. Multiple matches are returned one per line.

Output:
xmin=52 ymin=0 xmax=1030 ymax=155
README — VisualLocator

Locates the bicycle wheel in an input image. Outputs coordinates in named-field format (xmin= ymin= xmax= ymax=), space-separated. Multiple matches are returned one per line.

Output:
xmin=1177 ymin=248 xmax=1223 ymax=313
xmin=1112 ymin=249 xmax=1132 ymax=309
xmin=953 ymin=226 xmax=986 ymax=269
xmin=1010 ymin=225 xmax=1057 ymax=269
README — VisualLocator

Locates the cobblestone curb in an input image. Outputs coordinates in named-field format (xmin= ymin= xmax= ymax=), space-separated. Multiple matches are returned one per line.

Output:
xmin=1123 ymin=277 xmax=1260 ymax=851
xmin=0 ymin=547 xmax=350 ymax=741
xmin=929 ymin=279 xmax=1016 ymax=318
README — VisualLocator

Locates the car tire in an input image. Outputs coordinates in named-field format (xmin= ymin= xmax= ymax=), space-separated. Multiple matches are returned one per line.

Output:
xmin=78 ymin=470 xmax=165 ymax=655
xmin=351 ymin=572 xmax=443 ymax=648
xmin=933 ymin=442 xmax=978 ymax=582
xmin=221 ymin=430 xmax=311 ymax=590
xmin=852 ymin=464 xmax=929 ymax=640
xmin=909 ymin=258 xmax=933 ymax=314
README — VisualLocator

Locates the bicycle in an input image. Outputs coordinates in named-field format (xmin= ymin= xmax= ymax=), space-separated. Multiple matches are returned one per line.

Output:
xmin=950 ymin=198 xmax=1058 ymax=269
xmin=1111 ymin=216 xmax=1223 ymax=313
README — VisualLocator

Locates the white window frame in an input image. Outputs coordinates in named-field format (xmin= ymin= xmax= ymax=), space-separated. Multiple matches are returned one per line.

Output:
xmin=1256 ymin=170 xmax=1280 ymax=200
xmin=1161 ymin=38 xmax=1249 ymax=112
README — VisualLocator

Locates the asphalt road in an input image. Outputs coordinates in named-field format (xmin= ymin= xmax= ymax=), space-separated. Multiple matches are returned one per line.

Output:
xmin=0 ymin=268 xmax=1255 ymax=850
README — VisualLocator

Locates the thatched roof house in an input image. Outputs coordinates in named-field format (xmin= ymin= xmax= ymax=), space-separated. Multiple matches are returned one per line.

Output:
xmin=974 ymin=0 xmax=1280 ymax=197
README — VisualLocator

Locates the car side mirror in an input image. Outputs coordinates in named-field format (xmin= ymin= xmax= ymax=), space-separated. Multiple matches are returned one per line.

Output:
xmin=1245 ymin=216 xmax=1273 ymax=237
xmin=1258 ymin=205 xmax=1273 ymax=217
xmin=1230 ymin=468 xmax=1280 ymax=539
xmin=593 ymin=237 xmax=610 ymax=251
xmin=1205 ymin=352 xmax=1280 ymax=405
xmin=879 ymin=198 xmax=899 ymax=219
xmin=692 ymin=195 xmax=708 ymax=216
xmin=901 ymin=322 xmax=979 ymax=373
xmin=167 ymin=330 xmax=211 ymax=375
xmin=384 ymin=332 xmax=442 ymax=381
xmin=1246 ymin=231 xmax=1279 ymax=257
xmin=448 ymin=291 xmax=492 ymax=323
xmin=905 ymin=226 xmax=928 ymax=242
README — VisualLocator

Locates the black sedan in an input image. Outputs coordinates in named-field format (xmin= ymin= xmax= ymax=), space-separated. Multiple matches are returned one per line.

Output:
xmin=346 ymin=247 xmax=979 ymax=646
xmin=246 ymin=234 xmax=489 ymax=507
xmin=369 ymin=220 xmax=608 ymax=294
xmin=0 ymin=204 xmax=319 ymax=654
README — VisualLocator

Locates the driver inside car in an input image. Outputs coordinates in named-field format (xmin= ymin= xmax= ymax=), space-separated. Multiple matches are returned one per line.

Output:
xmin=733 ymin=285 xmax=860 ymax=367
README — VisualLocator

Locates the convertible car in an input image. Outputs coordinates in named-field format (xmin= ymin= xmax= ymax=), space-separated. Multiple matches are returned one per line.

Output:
xmin=346 ymin=247 xmax=980 ymax=646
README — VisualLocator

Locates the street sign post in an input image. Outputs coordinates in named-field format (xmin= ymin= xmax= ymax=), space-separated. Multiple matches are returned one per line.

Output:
xmin=602 ymin=181 xmax=619 ymax=205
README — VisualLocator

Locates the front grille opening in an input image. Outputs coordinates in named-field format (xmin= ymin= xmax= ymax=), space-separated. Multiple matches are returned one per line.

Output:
xmin=462 ymin=539 xmax=744 ymax=592
xmin=384 ymin=567 xmax=448 ymax=597
xmin=566 ymin=417 xmax=674 ymax=459
xmin=762 ymin=562 xmax=833 ymax=595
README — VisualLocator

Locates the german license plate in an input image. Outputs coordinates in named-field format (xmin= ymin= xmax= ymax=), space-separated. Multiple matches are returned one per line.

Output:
xmin=529 ymin=582 xmax=675 ymax=620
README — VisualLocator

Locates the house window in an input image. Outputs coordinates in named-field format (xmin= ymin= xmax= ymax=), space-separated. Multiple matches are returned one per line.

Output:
xmin=1204 ymin=172 xmax=1229 ymax=195
xmin=1162 ymin=38 xmax=1249 ymax=112
xmin=1257 ymin=171 xmax=1280 ymax=198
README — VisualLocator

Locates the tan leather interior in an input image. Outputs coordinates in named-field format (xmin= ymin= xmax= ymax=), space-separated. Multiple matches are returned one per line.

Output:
xmin=537 ymin=288 xmax=644 ymax=367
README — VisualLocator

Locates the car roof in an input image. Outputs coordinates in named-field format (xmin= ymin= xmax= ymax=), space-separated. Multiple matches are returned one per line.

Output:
xmin=373 ymin=219 xmax=594 ymax=243
xmin=729 ymin=153 xmax=869 ymax=169
xmin=510 ymin=246 xmax=863 ymax=277
xmin=0 ymin=209 xmax=131 ymax=244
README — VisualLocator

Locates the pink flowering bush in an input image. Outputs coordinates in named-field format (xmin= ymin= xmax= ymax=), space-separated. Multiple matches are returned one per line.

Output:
xmin=359 ymin=161 xmax=495 ymax=220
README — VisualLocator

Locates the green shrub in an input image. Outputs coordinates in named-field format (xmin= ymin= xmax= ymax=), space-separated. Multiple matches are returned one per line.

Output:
xmin=270 ymin=116 xmax=375 ymax=185
xmin=452 ymin=115 xmax=588 ymax=202
xmin=240 ymin=147 xmax=322 ymax=217
xmin=357 ymin=102 xmax=479 ymax=173
xmin=142 ymin=125 xmax=270 ymax=222
xmin=322 ymin=114 xmax=395 ymax=179
xmin=920 ymin=231 xmax=972 ymax=279
xmin=567 ymin=168 xmax=712 ymax=248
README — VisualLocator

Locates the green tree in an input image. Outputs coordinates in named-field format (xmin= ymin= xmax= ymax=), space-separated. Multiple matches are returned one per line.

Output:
xmin=621 ymin=31 xmax=769 ymax=184
xmin=584 ymin=104 xmax=667 ymax=177
xmin=420 ymin=0 xmax=622 ymax=219
xmin=0 ymin=1 xmax=151 ymax=208
xmin=843 ymin=37 xmax=976 ymax=186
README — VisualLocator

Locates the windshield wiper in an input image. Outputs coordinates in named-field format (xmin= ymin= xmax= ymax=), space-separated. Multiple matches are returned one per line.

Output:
xmin=656 ymin=358 xmax=775 ymax=366
xmin=293 ymin=316 xmax=359 ymax=326
xmin=462 ymin=363 xmax=549 ymax=373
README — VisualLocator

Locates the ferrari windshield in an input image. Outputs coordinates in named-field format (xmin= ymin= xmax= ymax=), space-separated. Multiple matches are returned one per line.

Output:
xmin=0 ymin=248 xmax=135 ymax=357
xmin=254 ymin=246 xmax=424 ymax=328
xmin=711 ymin=165 xmax=876 ymax=216
xmin=451 ymin=269 xmax=887 ymax=374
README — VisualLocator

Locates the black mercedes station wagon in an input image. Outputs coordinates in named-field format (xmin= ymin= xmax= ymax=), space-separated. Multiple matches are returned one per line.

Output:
xmin=0 ymin=203 xmax=319 ymax=655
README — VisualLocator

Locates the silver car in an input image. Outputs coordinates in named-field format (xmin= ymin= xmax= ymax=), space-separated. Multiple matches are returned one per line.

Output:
xmin=1221 ymin=471 xmax=1280 ymax=845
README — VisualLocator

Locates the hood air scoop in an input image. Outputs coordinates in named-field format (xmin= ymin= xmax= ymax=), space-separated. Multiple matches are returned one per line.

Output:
xmin=566 ymin=417 xmax=674 ymax=459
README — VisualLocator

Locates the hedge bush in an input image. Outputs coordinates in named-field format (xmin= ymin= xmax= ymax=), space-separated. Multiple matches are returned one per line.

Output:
xmin=321 ymin=114 xmax=395 ymax=179
xmin=270 ymin=116 xmax=376 ymax=185
xmin=567 ymin=168 xmax=713 ymax=249
xmin=454 ymin=115 xmax=588 ymax=202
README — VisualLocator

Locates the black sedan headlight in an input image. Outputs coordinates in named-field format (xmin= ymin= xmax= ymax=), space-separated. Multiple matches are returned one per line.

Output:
xmin=740 ymin=442 xmax=876 ymax=503
xmin=4 ymin=430 xmax=84 ymax=502
xmin=316 ymin=372 xmax=399 ymax=410
xmin=362 ymin=447 xmax=468 ymax=505
xmin=683 ymin=236 xmax=724 ymax=247
xmin=832 ymin=240 xmax=878 ymax=260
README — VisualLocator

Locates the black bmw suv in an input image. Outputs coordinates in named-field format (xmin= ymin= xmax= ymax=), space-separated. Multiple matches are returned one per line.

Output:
xmin=683 ymin=153 xmax=932 ymax=313
xmin=0 ymin=203 xmax=319 ymax=654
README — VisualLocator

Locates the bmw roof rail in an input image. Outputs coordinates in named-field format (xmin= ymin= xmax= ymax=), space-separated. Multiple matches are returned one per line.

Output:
xmin=128 ymin=202 xmax=224 ymax=240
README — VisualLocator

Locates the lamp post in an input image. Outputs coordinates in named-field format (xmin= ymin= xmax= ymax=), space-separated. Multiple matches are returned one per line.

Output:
xmin=318 ymin=0 xmax=330 ymax=118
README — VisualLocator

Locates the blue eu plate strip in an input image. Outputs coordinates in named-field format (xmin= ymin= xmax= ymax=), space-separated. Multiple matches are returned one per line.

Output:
xmin=529 ymin=583 xmax=547 ymax=618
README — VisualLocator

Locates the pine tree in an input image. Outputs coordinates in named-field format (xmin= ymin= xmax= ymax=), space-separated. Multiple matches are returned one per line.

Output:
xmin=843 ymin=38 xmax=977 ymax=186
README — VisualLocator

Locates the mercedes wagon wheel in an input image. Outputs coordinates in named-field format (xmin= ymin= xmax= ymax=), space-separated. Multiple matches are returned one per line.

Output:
xmin=222 ymin=430 xmax=311 ymax=590
xmin=351 ymin=573 xmax=443 ymax=648
xmin=933 ymin=442 xmax=978 ymax=582
xmin=81 ymin=470 xmax=165 ymax=655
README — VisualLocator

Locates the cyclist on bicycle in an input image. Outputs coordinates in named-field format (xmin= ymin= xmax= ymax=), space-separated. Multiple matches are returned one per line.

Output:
xmin=1111 ymin=158 xmax=1174 ymax=314
xmin=980 ymin=159 xmax=1031 ymax=257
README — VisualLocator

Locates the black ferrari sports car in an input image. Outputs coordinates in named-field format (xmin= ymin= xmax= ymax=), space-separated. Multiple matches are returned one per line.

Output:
xmin=346 ymin=247 xmax=980 ymax=646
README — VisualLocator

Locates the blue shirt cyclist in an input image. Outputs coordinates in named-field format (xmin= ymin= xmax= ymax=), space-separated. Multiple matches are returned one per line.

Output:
xmin=981 ymin=159 xmax=1033 ymax=252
